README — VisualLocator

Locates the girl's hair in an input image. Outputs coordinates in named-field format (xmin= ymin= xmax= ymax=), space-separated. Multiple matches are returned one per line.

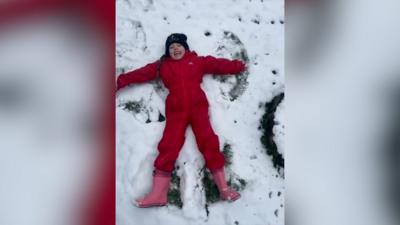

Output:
xmin=156 ymin=55 xmax=166 ymax=77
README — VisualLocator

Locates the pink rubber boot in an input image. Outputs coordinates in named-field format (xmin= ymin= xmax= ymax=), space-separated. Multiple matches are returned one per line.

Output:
xmin=212 ymin=168 xmax=241 ymax=202
xmin=135 ymin=170 xmax=171 ymax=208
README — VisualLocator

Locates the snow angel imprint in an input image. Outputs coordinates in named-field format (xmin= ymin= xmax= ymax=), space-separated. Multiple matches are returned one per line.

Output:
xmin=117 ymin=33 xmax=246 ymax=208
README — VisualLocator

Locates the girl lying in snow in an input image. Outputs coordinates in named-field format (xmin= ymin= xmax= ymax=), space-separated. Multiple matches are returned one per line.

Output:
xmin=117 ymin=33 xmax=246 ymax=208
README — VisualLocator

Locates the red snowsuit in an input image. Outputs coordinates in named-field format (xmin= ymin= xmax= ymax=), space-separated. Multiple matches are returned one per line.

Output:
xmin=117 ymin=51 xmax=245 ymax=173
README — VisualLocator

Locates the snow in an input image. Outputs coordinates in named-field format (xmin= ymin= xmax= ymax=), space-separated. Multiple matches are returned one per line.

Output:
xmin=0 ymin=15 xmax=104 ymax=225
xmin=116 ymin=0 xmax=284 ymax=224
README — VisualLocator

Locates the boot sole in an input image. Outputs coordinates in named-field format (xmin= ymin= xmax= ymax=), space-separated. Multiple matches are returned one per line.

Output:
xmin=222 ymin=193 xmax=241 ymax=202
xmin=134 ymin=201 xmax=167 ymax=208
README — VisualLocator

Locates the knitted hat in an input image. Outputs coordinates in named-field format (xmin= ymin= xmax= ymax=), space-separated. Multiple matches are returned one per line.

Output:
xmin=165 ymin=33 xmax=189 ymax=56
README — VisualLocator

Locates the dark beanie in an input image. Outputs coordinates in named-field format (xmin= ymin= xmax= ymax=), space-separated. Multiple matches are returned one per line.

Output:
xmin=165 ymin=33 xmax=190 ymax=57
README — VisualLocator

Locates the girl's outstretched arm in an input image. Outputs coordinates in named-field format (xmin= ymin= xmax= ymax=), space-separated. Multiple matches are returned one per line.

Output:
xmin=116 ymin=61 xmax=158 ymax=91
xmin=201 ymin=55 xmax=246 ymax=76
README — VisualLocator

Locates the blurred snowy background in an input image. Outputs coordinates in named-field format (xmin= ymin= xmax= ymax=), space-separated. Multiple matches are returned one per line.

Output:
xmin=115 ymin=0 xmax=284 ymax=225
xmin=0 ymin=2 xmax=113 ymax=225
xmin=286 ymin=1 xmax=400 ymax=225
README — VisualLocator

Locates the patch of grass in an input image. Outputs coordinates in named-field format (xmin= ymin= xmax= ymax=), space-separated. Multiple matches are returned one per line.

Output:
xmin=260 ymin=93 xmax=284 ymax=176
xmin=228 ymin=176 xmax=247 ymax=192
xmin=158 ymin=112 xmax=165 ymax=122
xmin=238 ymin=178 xmax=247 ymax=187
xmin=122 ymin=100 xmax=143 ymax=113
xmin=167 ymin=170 xmax=183 ymax=208
xmin=202 ymin=169 xmax=220 ymax=204
xmin=222 ymin=143 xmax=233 ymax=166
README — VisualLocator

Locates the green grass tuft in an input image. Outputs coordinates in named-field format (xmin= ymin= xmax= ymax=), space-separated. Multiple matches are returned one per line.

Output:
xmin=167 ymin=170 xmax=183 ymax=208
xmin=260 ymin=93 xmax=285 ymax=176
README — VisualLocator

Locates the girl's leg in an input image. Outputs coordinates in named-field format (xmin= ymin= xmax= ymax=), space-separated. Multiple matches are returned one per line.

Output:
xmin=154 ymin=113 xmax=188 ymax=172
xmin=191 ymin=106 xmax=240 ymax=202
xmin=135 ymin=113 xmax=188 ymax=208
xmin=190 ymin=106 xmax=225 ymax=171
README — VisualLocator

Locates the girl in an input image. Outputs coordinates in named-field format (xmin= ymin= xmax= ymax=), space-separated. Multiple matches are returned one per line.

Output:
xmin=117 ymin=33 xmax=246 ymax=208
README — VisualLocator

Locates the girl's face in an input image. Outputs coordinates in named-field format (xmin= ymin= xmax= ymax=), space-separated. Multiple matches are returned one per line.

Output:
xmin=169 ymin=43 xmax=185 ymax=60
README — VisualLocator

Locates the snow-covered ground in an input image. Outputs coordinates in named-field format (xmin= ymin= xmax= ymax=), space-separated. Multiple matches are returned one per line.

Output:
xmin=116 ymin=0 xmax=284 ymax=224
